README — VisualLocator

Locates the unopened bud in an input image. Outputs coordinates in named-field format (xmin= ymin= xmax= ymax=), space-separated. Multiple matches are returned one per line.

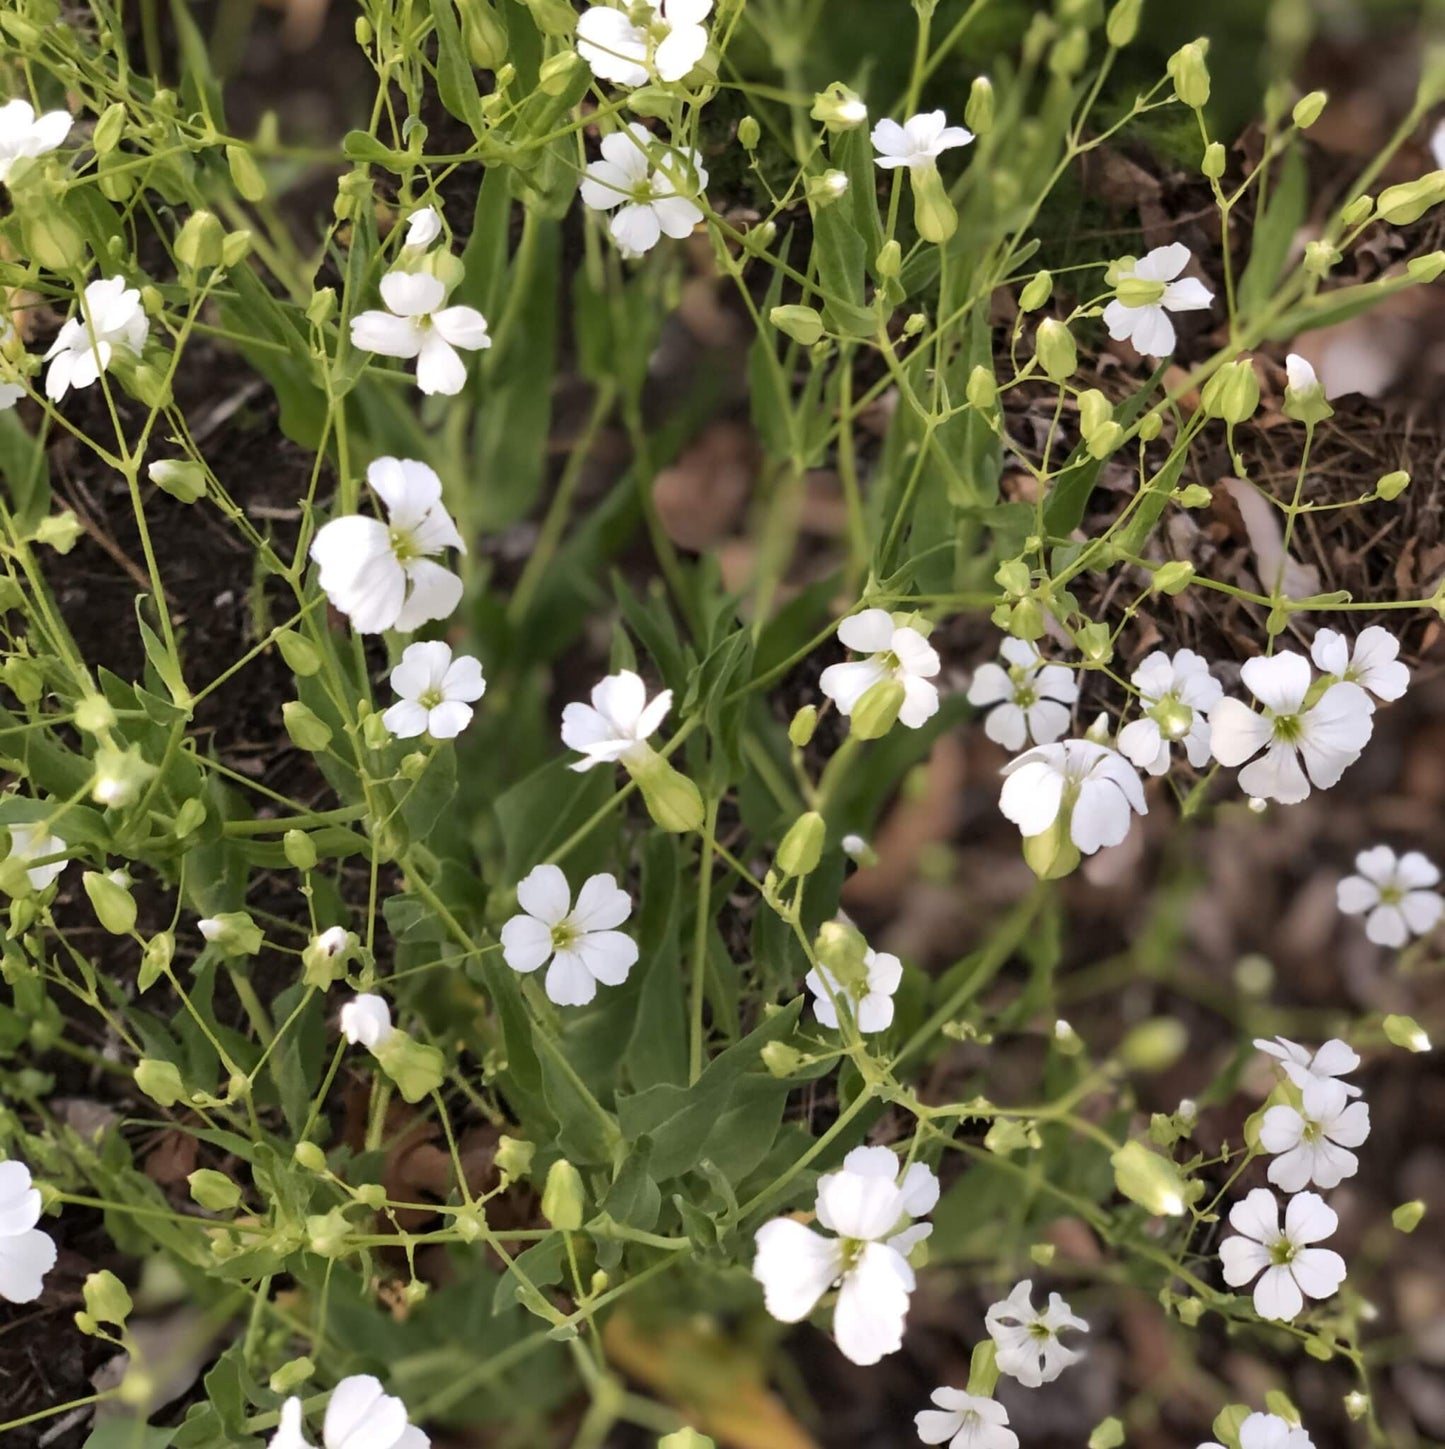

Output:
xmin=134 ymin=1058 xmax=185 ymax=1107
xmin=777 ymin=812 xmax=826 ymax=878
xmin=1375 ymin=469 xmax=1410 ymax=501
xmin=850 ymin=678 xmax=905 ymax=739
xmin=1035 ymin=319 xmax=1077 ymax=382
xmin=875 ymin=239 xmax=902 ymax=279
xmin=83 ymin=1270 xmax=133 ymax=1327
xmin=623 ymin=749 xmax=704 ymax=833
xmin=1393 ymin=1200 xmax=1426 ymax=1233
xmin=1106 ymin=0 xmax=1143 ymax=47
xmin=1202 ymin=141 xmax=1226 ymax=179
xmin=788 ymin=705 xmax=818 ymax=747
xmin=811 ymin=83 xmax=868 ymax=132
xmin=1200 ymin=357 xmax=1259 ymax=425
xmin=1018 ymin=270 xmax=1052 ymax=311
xmin=283 ymin=700 xmax=332 ymax=753
xmin=294 ymin=1141 xmax=327 ymax=1171
xmin=1376 ymin=172 xmax=1445 ymax=226
xmin=738 ymin=115 xmax=760 ymax=151
xmin=1153 ymin=560 xmax=1195 ymax=595
xmin=966 ymin=364 xmax=996 ymax=410
xmin=495 ymin=1135 xmax=535 ymax=1182
xmin=373 ymin=1031 xmax=447 ymax=1102
xmin=1167 ymin=40 xmax=1211 ymax=109
xmin=910 ymin=163 xmax=957 ymax=245
xmin=175 ymin=210 xmax=224 ymax=272
xmin=770 ymin=304 xmax=824 ymax=346
xmin=198 ymin=911 xmax=264 ymax=958
xmin=1292 ymin=90 xmax=1326 ymax=129
xmin=542 ymin=1159 xmax=586 ymax=1230
xmin=964 ymin=76 xmax=994 ymax=136
xmin=1111 ymin=1140 xmax=1188 ymax=1216
xmin=188 ymin=1168 xmax=241 ymax=1211
xmin=1383 ymin=1014 xmax=1431 ymax=1053
xmin=83 ymin=870 xmax=137 ymax=935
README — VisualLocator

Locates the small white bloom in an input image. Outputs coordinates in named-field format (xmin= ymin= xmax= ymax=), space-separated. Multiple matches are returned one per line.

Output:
xmin=322 ymin=1374 xmax=428 ymax=1449
xmin=966 ymin=638 xmax=1077 ymax=752
xmin=1309 ymin=625 xmax=1408 ymax=704
xmin=0 ymin=99 xmax=72 ymax=185
xmin=915 ymin=1388 xmax=1017 ymax=1449
xmin=309 ymin=457 xmax=465 ymax=635
xmin=1285 ymin=354 xmax=1318 ymax=394
xmin=45 ymin=277 xmax=149 ymax=402
xmin=382 ymin=641 xmax=486 ymax=740
xmin=820 ymin=608 xmax=941 ymax=730
xmin=198 ymin=918 xmax=224 ymax=943
xmin=999 ymin=739 xmax=1147 ymax=855
xmin=806 ymin=947 xmax=903 ymax=1034
xmin=1102 ymin=243 xmax=1214 ymax=357
xmin=1116 ymin=648 xmax=1221 ymax=775
xmin=1219 ymin=1188 xmax=1345 ymax=1322
xmin=404 ymin=206 xmax=442 ymax=248
xmin=1259 ymin=1077 xmax=1370 ymax=1192
xmin=349 ymin=272 xmax=490 ymax=396
xmin=4 ymin=822 xmax=68 ymax=890
xmin=1253 ymin=1036 xmax=1361 ymax=1098
xmin=269 ymin=1397 xmax=314 ymax=1449
xmin=579 ymin=123 xmax=708 ymax=258
xmin=0 ymin=1159 xmax=56 ymax=1304
xmin=1199 ymin=1411 xmax=1315 ymax=1449
xmin=576 ymin=0 xmax=711 ymax=87
xmin=871 ymin=111 xmax=973 ymax=171
xmin=340 ymin=993 xmax=394 ymax=1051
xmin=500 ymin=864 xmax=638 ymax=1007
xmin=313 ymin=926 xmax=351 ymax=958
xmin=1336 ymin=844 xmax=1442 ymax=947
xmin=841 ymin=833 xmax=873 ymax=864
xmin=561 ymin=669 xmax=672 ymax=772
xmin=985 ymin=1279 xmax=1089 ymax=1387
xmin=752 ymin=1145 xmax=938 ymax=1365
xmin=1208 ymin=652 xmax=1373 ymax=804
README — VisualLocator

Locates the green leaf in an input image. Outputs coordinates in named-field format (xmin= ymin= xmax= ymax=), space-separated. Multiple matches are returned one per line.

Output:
xmin=624 ymin=836 xmax=687 ymax=1089
xmin=429 ymin=0 xmax=484 ymax=135
xmin=0 ymin=409 xmax=50 ymax=529
xmin=1237 ymin=147 xmax=1307 ymax=319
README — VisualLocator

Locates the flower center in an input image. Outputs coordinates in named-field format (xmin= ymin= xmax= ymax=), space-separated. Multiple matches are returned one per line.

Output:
xmin=838 ymin=1237 xmax=866 ymax=1272
xmin=1148 ymin=694 xmax=1193 ymax=740
xmin=1013 ymin=683 xmax=1038 ymax=709
xmin=1271 ymin=712 xmax=1303 ymax=745
xmin=418 ymin=687 xmax=445 ymax=711
xmin=1269 ymin=1237 xmax=1298 ymax=1268
xmin=1027 ymin=1320 xmax=1053 ymax=1342
xmin=388 ymin=525 xmax=421 ymax=563
xmin=1377 ymin=883 xmax=1403 ymax=905
xmin=550 ymin=920 xmax=579 ymax=952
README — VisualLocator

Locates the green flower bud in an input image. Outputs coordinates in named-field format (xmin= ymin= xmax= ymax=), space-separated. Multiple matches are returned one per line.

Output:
xmin=1167 ymin=40 xmax=1211 ymax=109
xmin=305 ymin=1207 xmax=352 ymax=1257
xmin=284 ymin=829 xmax=319 ymax=871
xmin=1375 ymin=469 xmax=1410 ymax=500
xmin=623 ymin=749 xmax=704 ymax=833
xmin=522 ymin=0 xmax=577 ymax=36
xmin=1173 ymin=482 xmax=1212 ymax=508
xmin=221 ymin=231 xmax=253 ymax=268
xmin=355 ymin=1182 xmax=386 ymax=1208
xmin=1021 ymin=816 xmax=1080 ymax=880
xmin=538 ymin=50 xmax=584 ymax=95
xmin=147 ymin=458 xmax=207 ymax=504
xmin=964 ymin=76 xmax=994 ymax=136
xmin=225 ymin=145 xmax=267 ymax=203
xmin=361 ymin=710 xmax=392 ymax=750
xmin=1304 ymin=239 xmax=1340 ymax=277
xmin=293 ymin=1141 xmax=327 ymax=1171
xmin=659 ymin=1431 xmax=716 ymax=1449
xmin=2 ymin=656 xmax=42 ymax=705
xmin=810 ymin=83 xmax=868 ymax=133
xmin=850 ymin=678 xmax=905 ymax=740
xmin=1075 ymin=621 xmax=1112 ymax=663
xmin=34 ymin=510 xmax=83 ymax=553
xmin=139 ymin=932 xmax=173 ymax=992
xmin=1282 ymin=355 xmax=1332 ymax=425
xmin=806 ymin=169 xmax=849 ymax=208
xmin=174 ymin=798 xmax=207 ymax=839
xmin=198 ymin=911 xmax=263 ymax=958
xmin=1383 ymin=1013 xmax=1431 ymax=1052
xmin=1292 ymin=90 xmax=1326 ymax=129
xmin=910 ymin=163 xmax=957 ymax=244
xmin=1202 ymin=141 xmax=1226 ymax=179
xmin=1408 ymin=250 xmax=1445 ymax=283
xmin=776 ymin=811 xmax=826 ymax=878
xmin=302 ymin=926 xmax=353 ymax=987
xmin=83 ymin=1270 xmax=133 ymax=1327
xmin=1018 ymin=270 xmax=1053 ymax=311
xmin=84 ymin=870 xmax=137 ymax=935
xmin=1376 ymin=172 xmax=1445 ymax=225
xmin=542 ymin=1159 xmax=586 ymax=1230
xmin=1008 ymin=597 xmax=1046 ymax=640
xmin=1049 ymin=26 xmax=1089 ymax=79
xmin=761 ymin=1040 xmax=806 ymax=1078
xmin=495 ymin=1135 xmax=535 ymax=1182
xmin=1343 ymin=1392 xmax=1369 ymax=1422
xmin=454 ymin=1205 xmax=486 ymax=1242
xmin=283 ymin=700 xmax=332 ymax=753
xmin=175 ymin=210 xmax=225 ymax=272
xmin=22 ymin=209 xmax=87 ymax=271
xmin=1118 ymin=1017 xmax=1188 ymax=1072
xmin=1088 ymin=1418 xmax=1126 ymax=1449
xmin=1200 ymin=357 xmax=1259 ymax=424
xmin=788 ymin=705 xmax=818 ymax=747
xmin=1393 ymin=1200 xmax=1426 ymax=1233
xmin=1135 ymin=412 xmax=1161 ymax=443
xmin=134 ymin=1058 xmax=185 ymax=1107
xmin=373 ymin=1031 xmax=446 ymax=1102
xmin=1034 ymin=319 xmax=1077 ymax=383
xmin=875 ymin=239 xmax=902 ymax=279
xmin=966 ymin=364 xmax=996 ymax=411
xmin=1340 ymin=194 xmax=1374 ymax=227
xmin=738 ymin=116 xmax=760 ymax=151
xmin=1110 ymin=1140 xmax=1188 ymax=1217
xmin=188 ymin=1168 xmax=241 ymax=1211
xmin=770 ymin=304 xmax=824 ymax=346
xmin=1106 ymin=0 xmax=1143 ymax=47
xmin=814 ymin=919 xmax=868 ymax=986
xmin=1153 ymin=560 xmax=1195 ymax=595
xmin=305 ymin=288 xmax=336 ymax=327
xmin=269 ymin=1358 xmax=315 ymax=1394
xmin=461 ymin=0 xmax=507 ymax=68
xmin=92 ymin=103 xmax=127 ymax=156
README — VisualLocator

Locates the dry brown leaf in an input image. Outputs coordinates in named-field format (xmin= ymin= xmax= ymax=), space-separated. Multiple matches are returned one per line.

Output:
xmin=652 ymin=422 xmax=757 ymax=551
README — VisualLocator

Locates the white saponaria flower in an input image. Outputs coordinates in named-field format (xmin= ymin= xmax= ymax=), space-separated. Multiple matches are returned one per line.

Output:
xmin=340 ymin=994 xmax=394 ymax=1051
xmin=966 ymin=638 xmax=1077 ymax=752
xmin=1285 ymin=353 xmax=1319 ymax=395
xmin=271 ymin=1373 xmax=430 ymax=1449
xmin=915 ymin=1389 xmax=1017 ymax=1449
xmin=1253 ymin=1036 xmax=1361 ymax=1099
xmin=500 ymin=864 xmax=638 ymax=1007
xmin=5 ymin=822 xmax=68 ymax=890
xmin=1220 ymin=1188 xmax=1345 ymax=1322
xmin=561 ymin=669 xmax=672 ymax=772
xmin=752 ymin=1145 xmax=938 ymax=1366
xmin=349 ymin=272 xmax=490 ymax=397
xmin=841 ymin=833 xmax=870 ymax=862
xmin=1310 ymin=625 xmax=1408 ymax=704
xmin=1336 ymin=845 xmax=1443 ymax=947
xmin=1208 ymin=653 xmax=1372 ymax=804
xmin=382 ymin=641 xmax=486 ymax=741
xmin=45 ymin=277 xmax=149 ymax=402
xmin=1200 ymin=1412 xmax=1315 ymax=1449
xmin=579 ymin=123 xmax=708 ymax=258
xmin=819 ymin=608 xmax=941 ymax=730
xmin=999 ymin=740 xmax=1147 ymax=854
xmin=985 ymin=1279 xmax=1089 ymax=1387
xmin=806 ymin=947 xmax=903 ymax=1034
xmin=309 ymin=457 xmax=465 ymax=635
xmin=404 ymin=206 xmax=442 ymax=248
xmin=871 ymin=111 xmax=973 ymax=171
xmin=575 ymin=0 xmax=711 ymax=87
xmin=0 ymin=1159 xmax=57 ymax=1304
xmin=0 ymin=99 xmax=72 ymax=184
xmin=313 ymin=926 xmax=351 ymax=959
xmin=1259 ymin=1077 xmax=1370 ymax=1192
xmin=1102 ymin=243 xmax=1214 ymax=357
xmin=1117 ymin=648 xmax=1221 ymax=775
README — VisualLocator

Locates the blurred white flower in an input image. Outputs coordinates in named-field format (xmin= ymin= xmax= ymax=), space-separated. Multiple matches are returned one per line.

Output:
xmin=5 ymin=822 xmax=68 ymax=890
xmin=350 ymin=272 xmax=490 ymax=396
xmin=1199 ymin=1411 xmax=1314 ymax=1449
xmin=1116 ymin=648 xmax=1221 ymax=775
xmin=561 ymin=669 xmax=672 ymax=772
xmin=340 ymin=994 xmax=393 ymax=1051
xmin=305 ymin=1374 xmax=429 ymax=1449
xmin=500 ymin=864 xmax=637 ymax=1007
xmin=1284 ymin=354 xmax=1318 ymax=394
xmin=1253 ymin=1036 xmax=1361 ymax=1098
xmin=1336 ymin=845 xmax=1442 ymax=947
xmin=753 ymin=1145 xmax=937 ymax=1365
xmin=0 ymin=1159 xmax=56 ymax=1304
xmin=985 ymin=1279 xmax=1088 ymax=1387
xmin=1102 ymin=243 xmax=1213 ymax=357
xmin=1309 ymin=625 xmax=1408 ymax=704
xmin=966 ymin=638 xmax=1077 ymax=752
xmin=404 ymin=206 xmax=442 ymax=248
xmin=915 ymin=1388 xmax=1017 ymax=1449
xmin=309 ymin=457 xmax=465 ymax=635
xmin=579 ymin=123 xmax=708 ymax=257
xmin=1433 ymin=119 xmax=1445 ymax=171
xmin=1259 ymin=1077 xmax=1370 ymax=1192
xmin=1219 ymin=1188 xmax=1344 ymax=1321
xmin=313 ymin=926 xmax=352 ymax=959
xmin=269 ymin=1396 xmax=313 ymax=1449
xmin=999 ymin=740 xmax=1146 ymax=855
xmin=841 ymin=833 xmax=873 ymax=864
xmin=820 ymin=608 xmax=941 ymax=730
xmin=0 ymin=99 xmax=72 ymax=184
xmin=45 ymin=277 xmax=149 ymax=401
xmin=0 ymin=381 xmax=22 ymax=410
xmin=576 ymin=0 xmax=711 ymax=87
xmin=871 ymin=111 xmax=973 ymax=170
xmin=806 ymin=947 xmax=903 ymax=1034
xmin=382 ymin=641 xmax=486 ymax=741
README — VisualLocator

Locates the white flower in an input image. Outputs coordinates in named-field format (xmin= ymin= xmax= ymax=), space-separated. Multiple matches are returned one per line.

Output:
xmin=381 ymin=642 xmax=485 ymax=741
xmin=1116 ymin=648 xmax=1221 ymax=775
xmin=999 ymin=740 xmax=1147 ymax=854
xmin=561 ymin=669 xmax=672 ymax=772
xmin=966 ymin=638 xmax=1077 ymax=752
xmin=0 ymin=381 xmax=22 ymax=410
xmin=841 ymin=833 xmax=871 ymax=862
xmin=1336 ymin=845 xmax=1442 ymax=947
xmin=871 ymin=111 xmax=973 ymax=171
xmin=349 ymin=272 xmax=490 ymax=396
xmin=752 ymin=1145 xmax=938 ymax=1365
xmin=312 ymin=926 xmax=352 ymax=959
xmin=806 ymin=947 xmax=903 ymax=1034
xmin=1309 ymin=625 xmax=1408 ymax=704
xmin=44 ymin=277 xmax=149 ymax=401
xmin=0 ymin=1159 xmax=56 ymax=1304
xmin=1200 ymin=1412 xmax=1315 ymax=1449
xmin=575 ymin=0 xmax=711 ymax=87
xmin=5 ymin=822 xmax=68 ymax=889
xmin=309 ymin=457 xmax=465 ymax=634
xmin=985 ymin=1279 xmax=1088 ymax=1387
xmin=1208 ymin=652 xmax=1372 ymax=804
xmin=0 ymin=99 xmax=72 ymax=184
xmin=1253 ymin=1036 xmax=1361 ymax=1098
xmin=579 ymin=123 xmax=708 ymax=258
xmin=292 ymin=1374 xmax=429 ymax=1449
xmin=1259 ymin=1077 xmax=1370 ymax=1192
xmin=819 ymin=609 xmax=941 ymax=730
xmin=1102 ymin=243 xmax=1214 ymax=357
xmin=1285 ymin=354 xmax=1318 ymax=394
xmin=340 ymin=994 xmax=394 ymax=1050
xmin=500 ymin=864 xmax=638 ymax=1007
xmin=915 ymin=1389 xmax=1017 ymax=1449
xmin=1219 ymin=1188 xmax=1345 ymax=1321
xmin=404 ymin=206 xmax=442 ymax=248
xmin=269 ymin=1398 xmax=314 ymax=1449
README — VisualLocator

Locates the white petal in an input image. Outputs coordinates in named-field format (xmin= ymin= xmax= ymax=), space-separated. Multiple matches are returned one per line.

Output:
xmin=381 ymin=700 xmax=431 ymax=739
xmin=570 ymin=873 xmax=631 ymax=931
xmin=1364 ymin=903 xmax=1408 ymax=947
xmin=431 ymin=306 xmax=491 ymax=351
xmin=573 ymin=929 xmax=638 ymax=986
xmin=837 ymin=608 xmax=897 ymax=653
xmin=350 ymin=310 xmax=422 ymax=359
xmin=983 ymin=702 xmax=1029 ymax=752
xmin=1241 ymin=652 xmax=1312 ymax=713
xmin=591 ymin=671 xmax=647 ymax=733
xmin=832 ymin=1244 xmax=911 ymax=1364
xmin=1238 ymin=743 xmax=1310 ymax=805
xmin=1160 ymin=276 xmax=1214 ymax=312
xmin=610 ymin=203 xmax=662 ymax=256
xmin=1207 ymin=697 xmax=1273 ymax=766
xmin=1283 ymin=1190 xmax=1337 ymax=1244
xmin=499 ymin=914 xmax=554 ymax=974
xmin=1128 ymin=305 xmax=1176 ymax=357
xmin=1133 ymin=242 xmax=1191 ymax=282
xmin=1396 ymin=850 xmax=1441 ymax=890
xmin=1400 ymin=890 xmax=1443 ymax=935
xmin=1253 ymin=1265 xmax=1303 ymax=1321
xmin=966 ymin=663 xmax=1013 ymax=707
xmin=1290 ymin=1247 xmax=1345 ymax=1301
xmin=819 ymin=658 xmax=887 ymax=715
xmin=1310 ymin=627 xmax=1349 ymax=676
xmin=394 ymin=558 xmax=463 ymax=631
xmin=516 ymin=863 xmax=571 ymax=925
xmin=752 ymin=1218 xmax=841 ymax=1322
xmin=1335 ymin=874 xmax=1379 ymax=915
xmin=898 ymin=675 xmax=940 ymax=729
xmin=0 ymin=1228 xmax=56 ymax=1304
xmin=998 ymin=759 xmax=1064 ymax=837
xmin=545 ymin=949 xmax=599 ymax=1006
xmin=415 ymin=333 xmax=467 ymax=396
xmin=815 ymin=1170 xmax=906 ymax=1242
xmin=1219 ymin=1234 xmax=1271 ymax=1288
xmin=379 ymin=271 xmax=446 ymax=318
xmin=1068 ymin=779 xmax=1134 ymax=854
xmin=425 ymin=700 xmax=473 ymax=739
xmin=654 ymin=21 xmax=707 ymax=81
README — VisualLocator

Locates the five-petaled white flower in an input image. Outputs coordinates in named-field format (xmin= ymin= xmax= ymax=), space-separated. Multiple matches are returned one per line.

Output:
xmin=349 ymin=272 xmax=490 ymax=397
xmin=4 ymin=822 xmax=68 ymax=890
xmin=806 ymin=947 xmax=903 ymax=1034
xmin=999 ymin=740 xmax=1147 ymax=855
xmin=1200 ymin=1412 xmax=1315 ymax=1449
xmin=1259 ymin=1077 xmax=1370 ymax=1192
xmin=915 ymin=1388 xmax=1017 ymax=1449
xmin=561 ymin=669 xmax=672 ymax=772
xmin=1310 ymin=625 xmax=1408 ymax=704
xmin=1336 ymin=844 xmax=1443 ymax=947
xmin=340 ymin=994 xmax=394 ymax=1051
xmin=382 ymin=641 xmax=486 ymax=741
xmin=820 ymin=609 xmax=941 ymax=730
xmin=271 ymin=1373 xmax=430 ymax=1449
xmin=500 ymin=864 xmax=638 ymax=1007
xmin=575 ymin=0 xmax=711 ymax=87
xmin=579 ymin=123 xmax=708 ymax=258
xmin=871 ymin=111 xmax=973 ymax=171
xmin=1208 ymin=652 xmax=1372 ymax=804
xmin=1102 ymin=243 xmax=1214 ymax=357
xmin=985 ymin=1279 xmax=1088 ymax=1387
xmin=45 ymin=277 xmax=149 ymax=402
xmin=404 ymin=207 xmax=442 ymax=248
xmin=1117 ymin=648 xmax=1221 ymax=776
xmin=309 ymin=457 xmax=465 ymax=635
xmin=1253 ymin=1036 xmax=1361 ymax=1099
xmin=1219 ymin=1188 xmax=1345 ymax=1322
xmin=0 ymin=1159 xmax=56 ymax=1304
xmin=752 ymin=1145 xmax=937 ymax=1366
xmin=966 ymin=638 xmax=1077 ymax=752
xmin=0 ymin=99 xmax=72 ymax=185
